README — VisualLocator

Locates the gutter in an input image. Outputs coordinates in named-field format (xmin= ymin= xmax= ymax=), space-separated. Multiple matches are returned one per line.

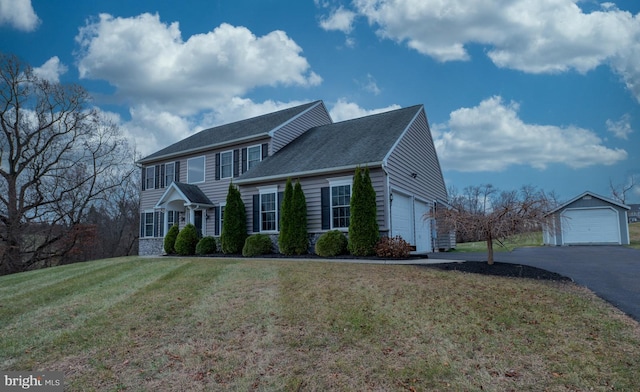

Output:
xmin=234 ymin=161 xmax=384 ymax=185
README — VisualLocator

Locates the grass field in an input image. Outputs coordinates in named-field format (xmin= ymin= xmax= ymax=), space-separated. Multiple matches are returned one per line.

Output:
xmin=1 ymin=256 xmax=639 ymax=391
xmin=629 ymin=222 xmax=640 ymax=248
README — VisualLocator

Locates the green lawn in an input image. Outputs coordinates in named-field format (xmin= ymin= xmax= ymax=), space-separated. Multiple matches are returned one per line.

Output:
xmin=629 ymin=222 xmax=640 ymax=249
xmin=1 ymin=257 xmax=639 ymax=391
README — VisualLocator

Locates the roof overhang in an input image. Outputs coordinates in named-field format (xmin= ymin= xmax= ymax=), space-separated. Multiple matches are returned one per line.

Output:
xmin=234 ymin=161 xmax=384 ymax=185
xmin=154 ymin=182 xmax=216 ymax=209
xmin=545 ymin=190 xmax=630 ymax=216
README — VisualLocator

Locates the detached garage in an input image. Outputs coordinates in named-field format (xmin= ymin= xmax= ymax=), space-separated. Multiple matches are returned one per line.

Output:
xmin=543 ymin=191 xmax=630 ymax=246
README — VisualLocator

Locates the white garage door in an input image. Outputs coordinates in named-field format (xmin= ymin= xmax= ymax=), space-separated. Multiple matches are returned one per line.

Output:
xmin=562 ymin=208 xmax=620 ymax=244
xmin=391 ymin=193 xmax=414 ymax=244
xmin=414 ymin=200 xmax=432 ymax=253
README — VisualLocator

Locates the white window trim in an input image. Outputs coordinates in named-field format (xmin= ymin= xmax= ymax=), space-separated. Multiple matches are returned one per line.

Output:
xmin=187 ymin=156 xmax=206 ymax=184
xmin=218 ymin=202 xmax=226 ymax=236
xmin=328 ymin=177 xmax=352 ymax=230
xmin=165 ymin=210 xmax=179 ymax=235
xmin=145 ymin=166 xmax=155 ymax=190
xmin=258 ymin=185 xmax=278 ymax=233
xmin=220 ymin=150 xmax=233 ymax=179
xmin=165 ymin=162 xmax=175 ymax=186
xmin=143 ymin=210 xmax=155 ymax=238
xmin=247 ymin=144 xmax=262 ymax=170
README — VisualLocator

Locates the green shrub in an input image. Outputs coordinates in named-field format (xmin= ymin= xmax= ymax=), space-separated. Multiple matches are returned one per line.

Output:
xmin=348 ymin=166 xmax=379 ymax=256
xmin=221 ymin=183 xmax=247 ymax=254
xmin=374 ymin=236 xmax=411 ymax=258
xmin=242 ymin=234 xmax=273 ymax=256
xmin=196 ymin=236 xmax=217 ymax=255
xmin=175 ymin=223 xmax=199 ymax=256
xmin=315 ymin=230 xmax=348 ymax=257
xmin=164 ymin=224 xmax=179 ymax=254
xmin=279 ymin=178 xmax=309 ymax=255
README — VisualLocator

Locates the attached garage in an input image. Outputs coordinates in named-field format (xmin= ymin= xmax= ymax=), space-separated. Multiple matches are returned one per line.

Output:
xmin=543 ymin=191 xmax=630 ymax=246
xmin=391 ymin=190 xmax=433 ymax=252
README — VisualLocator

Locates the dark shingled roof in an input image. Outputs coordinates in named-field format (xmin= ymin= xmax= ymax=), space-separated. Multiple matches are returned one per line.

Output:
xmin=173 ymin=182 xmax=214 ymax=206
xmin=139 ymin=100 xmax=321 ymax=163
xmin=237 ymin=105 xmax=423 ymax=182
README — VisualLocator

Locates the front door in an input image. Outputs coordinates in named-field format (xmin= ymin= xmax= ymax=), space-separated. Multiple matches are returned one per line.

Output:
xmin=194 ymin=210 xmax=203 ymax=238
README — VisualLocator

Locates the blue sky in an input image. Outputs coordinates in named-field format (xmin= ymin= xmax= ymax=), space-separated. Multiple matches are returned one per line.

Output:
xmin=2 ymin=0 xmax=639 ymax=203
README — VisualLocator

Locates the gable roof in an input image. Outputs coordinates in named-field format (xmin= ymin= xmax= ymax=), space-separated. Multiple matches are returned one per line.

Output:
xmin=155 ymin=182 xmax=214 ymax=209
xmin=236 ymin=105 xmax=423 ymax=183
xmin=546 ymin=190 xmax=630 ymax=215
xmin=139 ymin=100 xmax=323 ymax=164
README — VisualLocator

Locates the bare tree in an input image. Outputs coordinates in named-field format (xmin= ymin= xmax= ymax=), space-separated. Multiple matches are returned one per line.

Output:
xmin=438 ymin=184 xmax=554 ymax=265
xmin=610 ymin=175 xmax=638 ymax=204
xmin=0 ymin=53 xmax=135 ymax=275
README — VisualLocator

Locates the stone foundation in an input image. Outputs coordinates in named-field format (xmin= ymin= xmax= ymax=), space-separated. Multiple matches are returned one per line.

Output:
xmin=139 ymin=238 xmax=164 ymax=256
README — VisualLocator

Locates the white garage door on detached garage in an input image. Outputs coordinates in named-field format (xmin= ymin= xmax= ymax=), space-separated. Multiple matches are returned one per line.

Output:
xmin=543 ymin=191 xmax=630 ymax=246
xmin=391 ymin=191 xmax=433 ymax=252
xmin=562 ymin=208 xmax=621 ymax=244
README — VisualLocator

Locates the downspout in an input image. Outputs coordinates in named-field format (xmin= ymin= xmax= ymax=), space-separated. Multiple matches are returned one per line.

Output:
xmin=382 ymin=162 xmax=392 ymax=237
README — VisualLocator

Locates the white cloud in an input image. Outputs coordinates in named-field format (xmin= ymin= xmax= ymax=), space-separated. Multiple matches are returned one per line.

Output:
xmin=353 ymin=0 xmax=640 ymax=101
xmin=320 ymin=6 xmax=357 ymax=33
xmin=329 ymin=98 xmax=401 ymax=122
xmin=432 ymin=96 xmax=628 ymax=172
xmin=361 ymin=74 xmax=381 ymax=95
xmin=0 ymin=0 xmax=39 ymax=31
xmin=606 ymin=114 xmax=633 ymax=140
xmin=75 ymin=13 xmax=321 ymax=116
xmin=32 ymin=57 xmax=68 ymax=83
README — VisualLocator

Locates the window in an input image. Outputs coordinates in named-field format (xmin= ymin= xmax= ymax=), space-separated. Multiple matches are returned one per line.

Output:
xmin=143 ymin=212 xmax=154 ymax=237
xmin=165 ymin=162 xmax=175 ymax=186
xmin=187 ymin=156 xmax=205 ymax=184
xmin=261 ymin=192 xmax=277 ymax=231
xmin=332 ymin=184 xmax=351 ymax=228
xmin=220 ymin=151 xmax=233 ymax=179
xmin=218 ymin=203 xmax=225 ymax=236
xmin=166 ymin=210 xmax=178 ymax=233
xmin=247 ymin=145 xmax=261 ymax=170
xmin=145 ymin=166 xmax=155 ymax=190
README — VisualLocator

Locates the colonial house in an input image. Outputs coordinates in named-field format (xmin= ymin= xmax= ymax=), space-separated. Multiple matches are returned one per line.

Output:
xmin=138 ymin=100 xmax=451 ymax=255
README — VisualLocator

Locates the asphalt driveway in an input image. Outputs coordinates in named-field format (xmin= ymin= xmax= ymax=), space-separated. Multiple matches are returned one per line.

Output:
xmin=430 ymin=246 xmax=640 ymax=322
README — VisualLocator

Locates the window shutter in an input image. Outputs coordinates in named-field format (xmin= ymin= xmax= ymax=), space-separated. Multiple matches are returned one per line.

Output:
xmin=241 ymin=148 xmax=247 ymax=173
xmin=233 ymin=149 xmax=240 ymax=177
xmin=277 ymin=191 xmax=284 ymax=231
xmin=160 ymin=164 xmax=166 ymax=188
xmin=253 ymin=194 xmax=260 ymax=233
xmin=140 ymin=213 xmax=145 ymax=237
xmin=141 ymin=168 xmax=146 ymax=191
xmin=214 ymin=207 xmax=220 ymax=236
xmin=159 ymin=211 xmax=165 ymax=236
xmin=215 ymin=153 xmax=221 ymax=180
xmin=154 ymin=165 xmax=160 ymax=189
xmin=153 ymin=211 xmax=159 ymax=237
xmin=261 ymin=143 xmax=269 ymax=159
xmin=174 ymin=161 xmax=180 ymax=182
xmin=321 ymin=187 xmax=330 ymax=230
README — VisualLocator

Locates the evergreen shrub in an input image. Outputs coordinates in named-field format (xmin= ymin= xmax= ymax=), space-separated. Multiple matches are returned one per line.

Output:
xmin=175 ymin=223 xmax=199 ymax=256
xmin=242 ymin=234 xmax=273 ymax=256
xmin=315 ymin=230 xmax=348 ymax=257
xmin=196 ymin=236 xmax=217 ymax=255
xmin=221 ymin=183 xmax=247 ymax=254
xmin=348 ymin=166 xmax=379 ymax=256
xmin=164 ymin=224 xmax=179 ymax=254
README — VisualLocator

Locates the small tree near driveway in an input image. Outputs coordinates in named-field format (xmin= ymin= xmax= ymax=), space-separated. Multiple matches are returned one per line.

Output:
xmin=438 ymin=184 xmax=554 ymax=265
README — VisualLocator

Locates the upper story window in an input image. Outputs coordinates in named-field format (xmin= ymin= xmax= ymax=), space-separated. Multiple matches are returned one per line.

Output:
xmin=329 ymin=178 xmax=352 ymax=229
xmin=187 ymin=156 xmax=205 ymax=184
xmin=247 ymin=145 xmax=261 ymax=170
xmin=220 ymin=151 xmax=233 ymax=179
xmin=165 ymin=162 xmax=175 ymax=186
xmin=145 ymin=166 xmax=155 ymax=190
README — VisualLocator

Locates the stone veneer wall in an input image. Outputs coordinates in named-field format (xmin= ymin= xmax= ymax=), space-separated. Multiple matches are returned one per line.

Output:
xmin=139 ymin=238 xmax=164 ymax=256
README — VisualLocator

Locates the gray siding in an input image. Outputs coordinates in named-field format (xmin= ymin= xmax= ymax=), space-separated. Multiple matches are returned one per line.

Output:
xmin=385 ymin=110 xmax=447 ymax=202
xmin=270 ymin=101 xmax=332 ymax=154
xmin=238 ymin=167 xmax=388 ymax=235
xmin=545 ymin=194 xmax=630 ymax=245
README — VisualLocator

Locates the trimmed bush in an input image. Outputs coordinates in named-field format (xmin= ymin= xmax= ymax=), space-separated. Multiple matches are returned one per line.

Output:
xmin=164 ymin=224 xmax=179 ymax=254
xmin=175 ymin=223 xmax=199 ymax=256
xmin=374 ymin=236 xmax=411 ymax=258
xmin=221 ymin=183 xmax=247 ymax=254
xmin=196 ymin=236 xmax=217 ymax=255
xmin=279 ymin=178 xmax=309 ymax=255
xmin=348 ymin=166 xmax=379 ymax=256
xmin=242 ymin=234 xmax=273 ymax=256
xmin=315 ymin=230 xmax=348 ymax=257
